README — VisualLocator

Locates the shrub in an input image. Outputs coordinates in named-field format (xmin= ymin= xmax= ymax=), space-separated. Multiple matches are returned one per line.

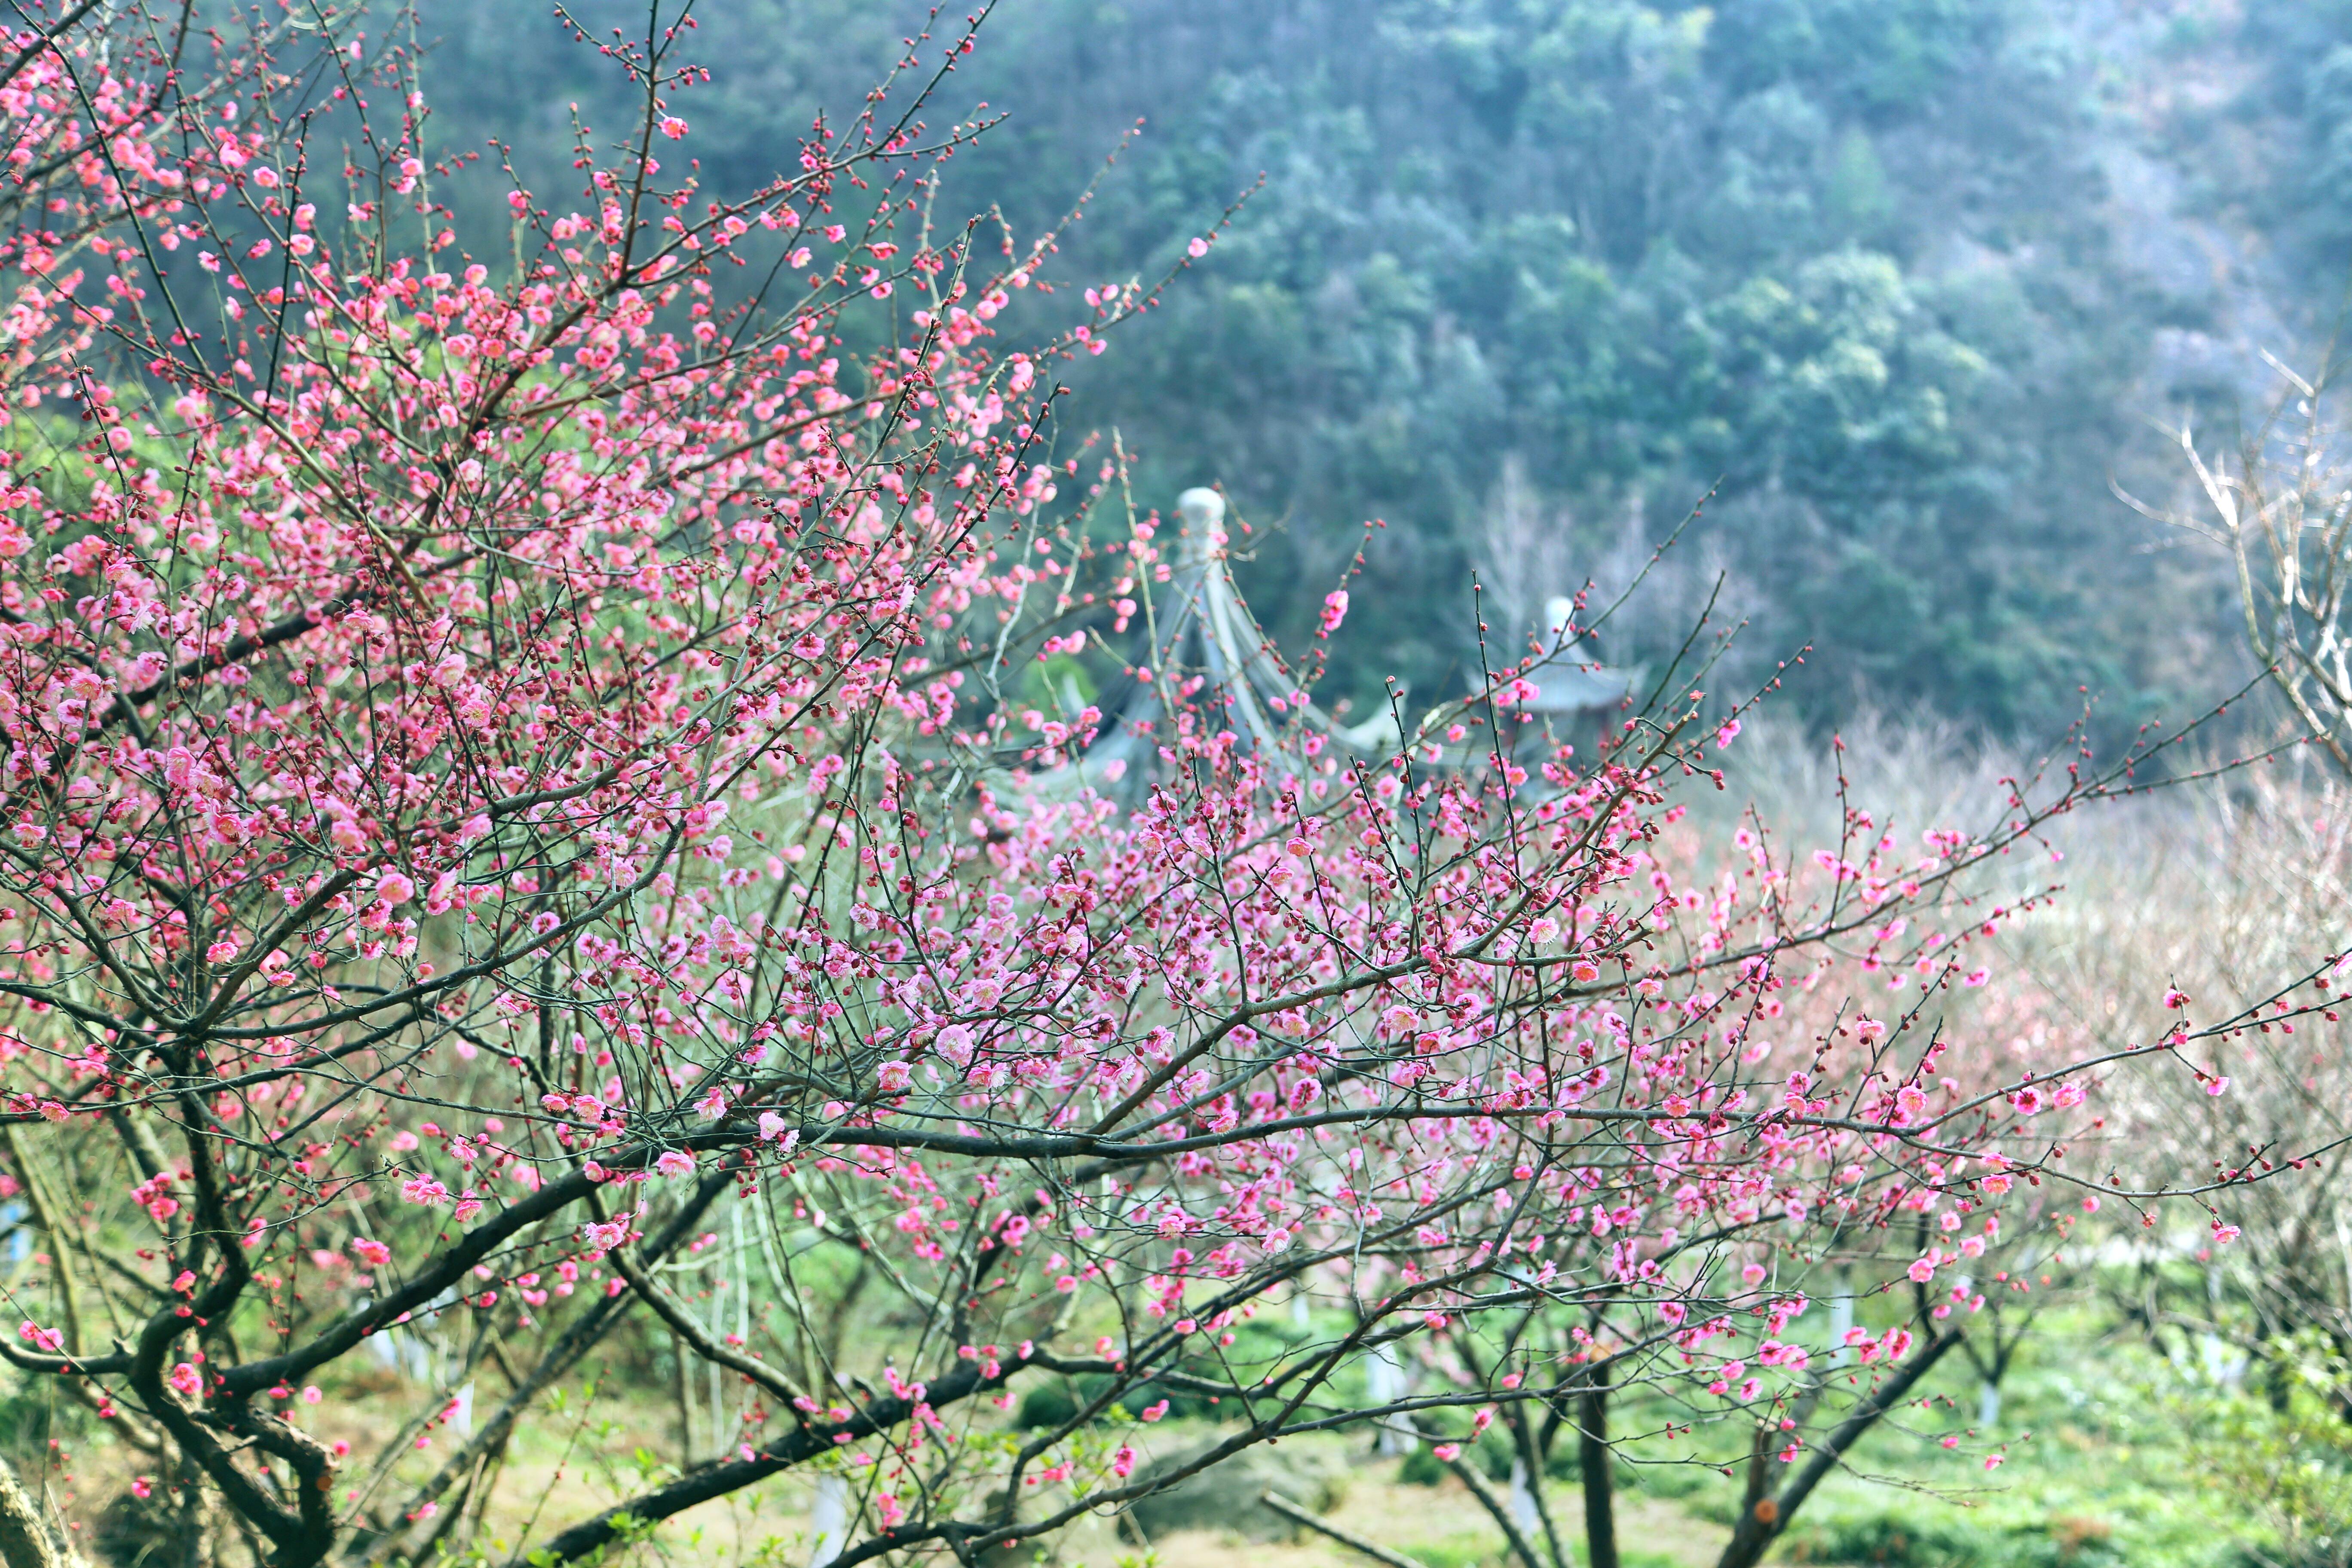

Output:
xmin=1781 ymin=1507 xmax=2125 ymax=1568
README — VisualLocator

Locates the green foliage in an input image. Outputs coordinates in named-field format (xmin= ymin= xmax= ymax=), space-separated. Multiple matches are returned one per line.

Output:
xmin=1015 ymin=1317 xmax=1318 ymax=1430
xmin=1398 ymin=1442 xmax=1451 ymax=1487
xmin=1621 ymin=1458 xmax=1713 ymax=1500
xmin=1017 ymin=1381 xmax=1083 ymax=1430
xmin=2189 ymin=1335 xmax=2352 ymax=1568
xmin=1393 ymin=1533 xmax=1504 ymax=1568
xmin=1016 ymin=654 xmax=1099 ymax=721
xmin=0 ymin=1372 xmax=83 ymax=1458
xmin=1392 ymin=1427 xmax=1534 ymax=1486
xmin=1776 ymin=1506 xmax=2127 ymax=1568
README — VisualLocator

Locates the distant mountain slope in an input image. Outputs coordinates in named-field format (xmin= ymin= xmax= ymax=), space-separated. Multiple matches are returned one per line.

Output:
xmin=403 ymin=0 xmax=2343 ymax=741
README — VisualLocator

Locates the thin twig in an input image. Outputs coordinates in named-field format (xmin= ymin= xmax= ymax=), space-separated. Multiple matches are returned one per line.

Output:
xmin=1260 ymin=1492 xmax=1432 ymax=1568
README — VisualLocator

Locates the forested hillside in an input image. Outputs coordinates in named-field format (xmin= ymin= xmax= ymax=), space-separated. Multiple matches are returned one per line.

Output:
xmin=407 ymin=0 xmax=2341 ymax=735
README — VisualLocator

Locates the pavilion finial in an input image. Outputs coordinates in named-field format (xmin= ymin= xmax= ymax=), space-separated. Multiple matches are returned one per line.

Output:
xmin=1175 ymin=487 xmax=1225 ymax=528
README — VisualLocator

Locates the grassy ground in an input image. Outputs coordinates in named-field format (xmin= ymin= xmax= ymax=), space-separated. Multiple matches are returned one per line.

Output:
xmin=10 ymin=1305 xmax=2317 ymax=1568
xmin=1064 ymin=1318 xmax=2295 ymax=1568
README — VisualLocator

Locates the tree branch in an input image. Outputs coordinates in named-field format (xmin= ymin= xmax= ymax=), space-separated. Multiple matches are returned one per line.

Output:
xmin=1714 ymin=1330 xmax=1963 ymax=1568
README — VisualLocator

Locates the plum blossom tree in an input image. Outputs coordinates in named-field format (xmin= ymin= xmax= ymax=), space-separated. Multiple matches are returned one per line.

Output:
xmin=2161 ymin=355 xmax=2352 ymax=775
xmin=0 ymin=6 xmax=2321 ymax=1568
xmin=2015 ymin=761 xmax=2352 ymax=1393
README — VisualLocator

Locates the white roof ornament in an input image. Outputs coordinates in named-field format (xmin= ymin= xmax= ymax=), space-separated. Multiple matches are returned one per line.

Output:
xmin=1176 ymin=487 xmax=1225 ymax=533
xmin=1517 ymin=594 xmax=1633 ymax=715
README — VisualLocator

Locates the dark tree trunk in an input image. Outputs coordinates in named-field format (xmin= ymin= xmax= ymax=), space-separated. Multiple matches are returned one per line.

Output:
xmin=1580 ymin=1361 xmax=1618 ymax=1568
xmin=1714 ymin=1332 xmax=1962 ymax=1568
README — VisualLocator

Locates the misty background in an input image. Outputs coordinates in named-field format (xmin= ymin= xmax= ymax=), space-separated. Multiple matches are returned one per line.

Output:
xmin=400 ymin=0 xmax=2352 ymax=744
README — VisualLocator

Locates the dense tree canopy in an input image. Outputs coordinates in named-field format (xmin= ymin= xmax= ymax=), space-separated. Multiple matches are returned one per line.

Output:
xmin=402 ymin=0 xmax=2332 ymax=741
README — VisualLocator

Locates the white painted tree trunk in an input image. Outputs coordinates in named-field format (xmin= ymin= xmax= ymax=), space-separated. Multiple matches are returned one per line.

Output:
xmin=1978 ymin=1379 xmax=2000 ymax=1430
xmin=1367 ymin=1342 xmax=1413 ymax=1455
xmin=1508 ymin=1455 xmax=1540 ymax=1535
xmin=808 ymin=1474 xmax=848 ymax=1567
